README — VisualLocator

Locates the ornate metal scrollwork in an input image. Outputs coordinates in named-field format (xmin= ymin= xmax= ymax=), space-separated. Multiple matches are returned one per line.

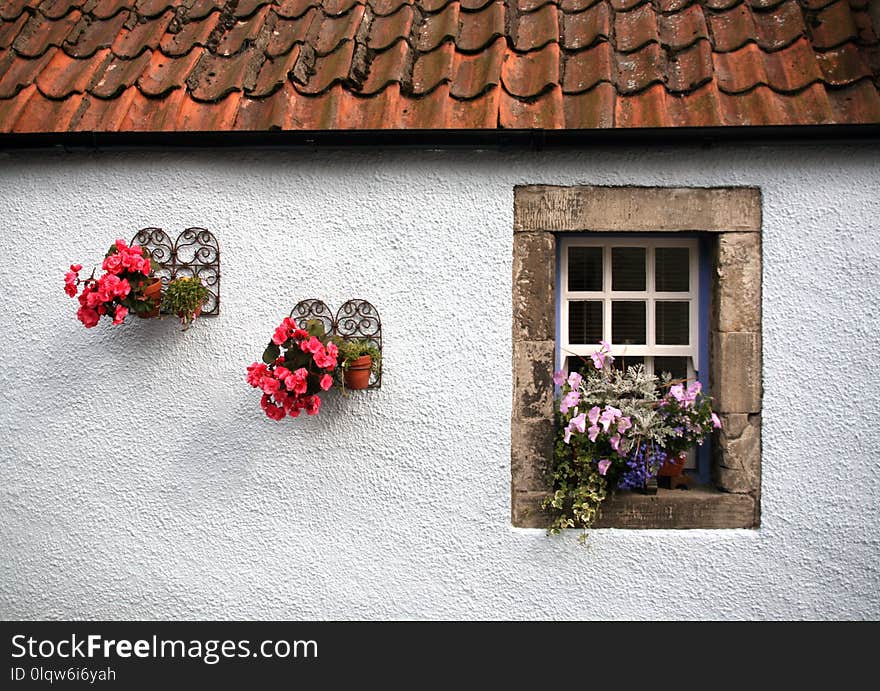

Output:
xmin=130 ymin=227 xmax=221 ymax=315
xmin=289 ymin=298 xmax=383 ymax=389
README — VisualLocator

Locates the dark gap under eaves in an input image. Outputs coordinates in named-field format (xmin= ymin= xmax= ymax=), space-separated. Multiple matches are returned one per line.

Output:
xmin=0 ymin=125 xmax=879 ymax=152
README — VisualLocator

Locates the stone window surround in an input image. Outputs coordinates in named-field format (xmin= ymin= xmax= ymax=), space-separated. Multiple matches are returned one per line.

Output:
xmin=512 ymin=186 xmax=762 ymax=530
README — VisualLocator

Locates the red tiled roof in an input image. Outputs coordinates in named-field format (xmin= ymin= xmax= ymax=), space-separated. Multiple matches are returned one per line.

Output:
xmin=0 ymin=0 xmax=878 ymax=133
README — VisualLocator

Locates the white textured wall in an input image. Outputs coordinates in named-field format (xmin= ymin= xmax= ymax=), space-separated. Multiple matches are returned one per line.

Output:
xmin=0 ymin=143 xmax=878 ymax=620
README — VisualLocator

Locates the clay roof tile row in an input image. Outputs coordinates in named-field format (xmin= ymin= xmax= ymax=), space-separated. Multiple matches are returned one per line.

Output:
xmin=0 ymin=0 xmax=877 ymax=133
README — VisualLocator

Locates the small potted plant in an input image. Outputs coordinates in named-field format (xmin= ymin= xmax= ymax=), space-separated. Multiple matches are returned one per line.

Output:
xmin=64 ymin=239 xmax=160 ymax=327
xmin=161 ymin=276 xmax=209 ymax=330
xmin=334 ymin=338 xmax=381 ymax=391
xmin=544 ymin=341 xmax=722 ymax=543
xmin=246 ymin=317 xmax=338 ymax=420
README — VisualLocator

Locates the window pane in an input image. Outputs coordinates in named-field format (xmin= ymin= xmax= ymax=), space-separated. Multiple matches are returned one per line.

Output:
xmin=653 ymin=356 xmax=689 ymax=382
xmin=656 ymin=301 xmax=689 ymax=345
xmin=611 ymin=301 xmax=646 ymax=344
xmin=655 ymin=247 xmax=690 ymax=292
xmin=568 ymin=246 xmax=602 ymax=292
xmin=612 ymin=247 xmax=646 ymax=291
xmin=566 ymin=356 xmax=595 ymax=378
xmin=612 ymin=355 xmax=645 ymax=373
xmin=568 ymin=301 xmax=602 ymax=344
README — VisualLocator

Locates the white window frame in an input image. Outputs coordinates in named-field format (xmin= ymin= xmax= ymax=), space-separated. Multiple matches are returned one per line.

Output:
xmin=559 ymin=236 xmax=700 ymax=377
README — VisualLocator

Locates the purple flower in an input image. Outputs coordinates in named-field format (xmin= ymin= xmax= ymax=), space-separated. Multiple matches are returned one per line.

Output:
xmin=559 ymin=390 xmax=580 ymax=414
xmin=597 ymin=459 xmax=611 ymax=476
xmin=553 ymin=369 xmax=566 ymax=387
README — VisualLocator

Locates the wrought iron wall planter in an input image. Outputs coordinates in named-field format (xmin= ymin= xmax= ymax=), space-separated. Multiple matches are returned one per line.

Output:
xmin=290 ymin=299 xmax=382 ymax=389
xmin=130 ymin=228 xmax=220 ymax=315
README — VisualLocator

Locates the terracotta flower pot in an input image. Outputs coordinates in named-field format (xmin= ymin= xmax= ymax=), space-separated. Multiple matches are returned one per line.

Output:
xmin=137 ymin=277 xmax=163 ymax=319
xmin=658 ymin=452 xmax=688 ymax=477
xmin=343 ymin=355 xmax=372 ymax=390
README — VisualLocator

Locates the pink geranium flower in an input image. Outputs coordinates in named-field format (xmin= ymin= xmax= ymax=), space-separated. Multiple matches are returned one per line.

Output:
xmin=320 ymin=374 xmax=333 ymax=391
xmin=112 ymin=306 xmax=128 ymax=325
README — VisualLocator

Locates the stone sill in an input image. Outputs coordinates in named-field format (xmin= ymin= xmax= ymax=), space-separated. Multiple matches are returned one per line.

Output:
xmin=514 ymin=486 xmax=758 ymax=529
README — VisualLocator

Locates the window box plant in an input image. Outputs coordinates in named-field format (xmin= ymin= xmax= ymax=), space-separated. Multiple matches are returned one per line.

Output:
xmin=160 ymin=276 xmax=209 ymax=330
xmin=333 ymin=338 xmax=381 ymax=391
xmin=545 ymin=341 xmax=722 ymax=542
xmin=246 ymin=317 xmax=338 ymax=420
xmin=64 ymin=239 xmax=159 ymax=327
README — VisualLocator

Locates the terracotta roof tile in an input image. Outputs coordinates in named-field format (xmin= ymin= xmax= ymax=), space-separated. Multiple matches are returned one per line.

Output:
xmin=90 ymin=50 xmax=152 ymax=97
xmin=615 ymin=42 xmax=664 ymax=94
xmin=368 ymin=5 xmax=414 ymax=50
xmin=0 ymin=14 xmax=28 ymax=51
xmin=38 ymin=1 xmax=86 ymax=21
xmin=667 ymin=39 xmax=713 ymax=92
xmin=267 ymin=10 xmax=316 ymax=57
xmin=63 ymin=11 xmax=130 ymax=58
xmin=501 ymin=41 xmax=559 ymax=98
xmin=809 ymin=0 xmax=859 ymax=49
xmin=276 ymin=0 xmax=320 ymax=19
xmin=562 ymin=40 xmax=613 ymax=93
xmin=562 ymin=81 xmax=616 ymax=127
xmin=500 ymin=83 xmax=563 ymax=127
xmin=561 ymin=2 xmax=611 ymax=51
xmin=415 ymin=2 xmax=457 ymax=52
xmin=89 ymin=1 xmax=134 ymax=21
xmin=359 ymin=37 xmax=408 ymax=93
xmin=312 ymin=6 xmax=365 ymax=56
xmin=459 ymin=2 xmax=505 ymax=53
xmin=12 ymin=10 xmax=81 ymax=58
xmin=187 ymin=47 xmax=260 ymax=101
xmin=614 ymin=3 xmax=659 ymax=54
xmin=159 ymin=11 xmax=219 ymax=57
xmin=514 ymin=4 xmax=558 ymax=52
xmin=412 ymin=40 xmax=453 ymax=93
xmin=137 ymin=47 xmax=202 ymax=96
xmin=112 ymin=10 xmax=174 ymax=58
xmin=0 ymin=0 xmax=877 ymax=133
xmin=1 ymin=3 xmax=39 ymax=23
xmin=451 ymin=36 xmax=504 ymax=98
xmin=295 ymin=38 xmax=355 ymax=93
xmin=36 ymin=46 xmax=111 ymax=98
xmin=658 ymin=4 xmax=708 ymax=51
xmin=815 ymin=42 xmax=872 ymax=84
xmin=215 ymin=6 xmax=272 ymax=56
xmin=249 ymin=43 xmax=301 ymax=95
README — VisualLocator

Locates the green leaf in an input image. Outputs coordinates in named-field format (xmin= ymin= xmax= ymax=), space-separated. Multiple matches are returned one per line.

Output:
xmin=263 ymin=342 xmax=280 ymax=364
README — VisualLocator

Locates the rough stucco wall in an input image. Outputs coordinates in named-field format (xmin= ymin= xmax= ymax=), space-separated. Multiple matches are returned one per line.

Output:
xmin=0 ymin=143 xmax=877 ymax=620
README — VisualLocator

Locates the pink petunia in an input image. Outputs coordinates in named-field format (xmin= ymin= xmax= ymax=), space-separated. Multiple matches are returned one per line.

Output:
xmin=597 ymin=459 xmax=611 ymax=476
xmin=711 ymin=412 xmax=722 ymax=429
xmin=588 ymin=406 xmax=601 ymax=426
xmin=599 ymin=406 xmax=621 ymax=432
xmin=617 ymin=416 xmax=632 ymax=434
xmin=553 ymin=370 xmax=566 ymax=387
xmin=610 ymin=434 xmax=622 ymax=453
xmin=559 ymin=390 xmax=580 ymax=414
xmin=567 ymin=371 xmax=583 ymax=390
xmin=588 ymin=425 xmax=600 ymax=443
xmin=570 ymin=412 xmax=587 ymax=434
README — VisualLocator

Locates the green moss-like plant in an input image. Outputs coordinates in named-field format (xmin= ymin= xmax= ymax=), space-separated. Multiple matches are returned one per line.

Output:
xmin=333 ymin=337 xmax=381 ymax=375
xmin=160 ymin=276 xmax=209 ymax=330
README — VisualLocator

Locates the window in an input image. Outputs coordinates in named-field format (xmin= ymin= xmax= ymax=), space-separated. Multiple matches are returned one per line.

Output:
xmin=512 ymin=186 xmax=762 ymax=530
xmin=560 ymin=237 xmax=700 ymax=383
